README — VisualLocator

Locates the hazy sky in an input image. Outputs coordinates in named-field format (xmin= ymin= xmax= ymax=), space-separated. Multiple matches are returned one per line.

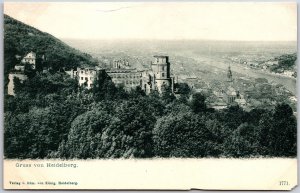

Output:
xmin=4 ymin=2 xmax=297 ymax=41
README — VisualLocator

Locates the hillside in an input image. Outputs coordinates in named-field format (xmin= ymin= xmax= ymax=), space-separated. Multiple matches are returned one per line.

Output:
xmin=4 ymin=14 xmax=97 ymax=75
xmin=270 ymin=53 xmax=297 ymax=74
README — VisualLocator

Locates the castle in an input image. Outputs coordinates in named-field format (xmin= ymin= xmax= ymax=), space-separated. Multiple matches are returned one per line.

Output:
xmin=67 ymin=55 xmax=174 ymax=94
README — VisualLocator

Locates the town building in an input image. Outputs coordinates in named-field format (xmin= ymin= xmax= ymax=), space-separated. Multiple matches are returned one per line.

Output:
xmin=208 ymin=65 xmax=248 ymax=110
xmin=208 ymin=101 xmax=228 ymax=110
xmin=235 ymin=98 xmax=247 ymax=107
xmin=224 ymin=86 xmax=238 ymax=103
xmin=283 ymin=70 xmax=294 ymax=77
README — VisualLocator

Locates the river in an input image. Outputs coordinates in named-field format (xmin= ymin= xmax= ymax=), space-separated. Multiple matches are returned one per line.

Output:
xmin=184 ymin=53 xmax=297 ymax=96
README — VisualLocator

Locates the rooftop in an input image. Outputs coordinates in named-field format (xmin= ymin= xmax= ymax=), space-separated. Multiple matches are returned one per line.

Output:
xmin=24 ymin=51 xmax=36 ymax=57
xmin=106 ymin=68 xmax=139 ymax=73
xmin=153 ymin=55 xmax=169 ymax=58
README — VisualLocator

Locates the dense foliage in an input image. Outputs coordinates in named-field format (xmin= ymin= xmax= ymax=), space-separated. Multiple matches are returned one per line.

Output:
xmin=270 ymin=53 xmax=297 ymax=73
xmin=4 ymin=71 xmax=297 ymax=159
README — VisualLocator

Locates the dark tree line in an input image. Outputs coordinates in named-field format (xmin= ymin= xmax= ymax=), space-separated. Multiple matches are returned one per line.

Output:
xmin=270 ymin=53 xmax=297 ymax=73
xmin=4 ymin=70 xmax=297 ymax=159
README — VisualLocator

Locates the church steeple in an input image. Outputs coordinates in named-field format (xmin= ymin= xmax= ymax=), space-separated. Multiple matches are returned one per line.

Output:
xmin=227 ymin=65 xmax=233 ymax=82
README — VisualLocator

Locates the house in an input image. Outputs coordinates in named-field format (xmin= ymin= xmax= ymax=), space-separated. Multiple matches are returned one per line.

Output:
xmin=21 ymin=51 xmax=36 ymax=69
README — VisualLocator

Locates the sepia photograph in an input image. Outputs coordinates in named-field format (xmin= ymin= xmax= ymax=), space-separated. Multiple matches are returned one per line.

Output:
xmin=2 ymin=1 xmax=298 ymax=190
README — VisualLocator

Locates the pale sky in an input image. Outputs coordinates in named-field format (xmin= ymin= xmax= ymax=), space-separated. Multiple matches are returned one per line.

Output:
xmin=4 ymin=2 xmax=297 ymax=41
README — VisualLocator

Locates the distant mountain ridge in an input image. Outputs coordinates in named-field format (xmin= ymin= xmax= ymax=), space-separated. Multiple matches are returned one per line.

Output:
xmin=4 ymin=14 xmax=97 ymax=75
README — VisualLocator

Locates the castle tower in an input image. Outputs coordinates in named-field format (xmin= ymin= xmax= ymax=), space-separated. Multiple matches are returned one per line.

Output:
xmin=151 ymin=56 xmax=172 ymax=93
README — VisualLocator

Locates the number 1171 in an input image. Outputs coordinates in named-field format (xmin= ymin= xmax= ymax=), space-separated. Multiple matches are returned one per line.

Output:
xmin=279 ymin=181 xmax=289 ymax=186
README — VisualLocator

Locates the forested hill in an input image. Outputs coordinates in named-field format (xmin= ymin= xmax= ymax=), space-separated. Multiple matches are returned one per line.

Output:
xmin=4 ymin=14 xmax=97 ymax=74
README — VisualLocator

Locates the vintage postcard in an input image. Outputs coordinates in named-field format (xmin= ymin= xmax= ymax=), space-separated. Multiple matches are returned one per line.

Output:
xmin=3 ymin=2 xmax=297 ymax=190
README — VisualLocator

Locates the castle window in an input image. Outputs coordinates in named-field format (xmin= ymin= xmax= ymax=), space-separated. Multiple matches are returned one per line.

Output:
xmin=85 ymin=77 xmax=88 ymax=81
xmin=162 ymin=66 xmax=164 ymax=71
xmin=81 ymin=71 xmax=83 ymax=74
xmin=162 ymin=73 xmax=165 ymax=77
xmin=81 ymin=77 xmax=83 ymax=80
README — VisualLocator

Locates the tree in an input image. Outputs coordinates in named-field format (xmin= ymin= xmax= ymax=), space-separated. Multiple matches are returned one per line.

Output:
xmin=205 ymin=119 xmax=230 ymax=156
xmin=219 ymin=105 xmax=247 ymax=131
xmin=112 ymin=99 xmax=157 ymax=158
xmin=4 ymin=112 xmax=31 ymax=158
xmin=14 ymin=72 xmax=78 ymax=98
xmin=161 ymin=86 xmax=176 ymax=105
xmin=24 ymin=62 xmax=36 ymax=78
xmin=153 ymin=113 xmax=214 ymax=157
xmin=224 ymin=123 xmax=260 ymax=158
xmin=257 ymin=112 xmax=273 ymax=155
xmin=62 ymin=108 xmax=112 ymax=159
xmin=246 ymin=108 xmax=267 ymax=126
xmin=92 ymin=70 xmax=121 ymax=101
xmin=267 ymin=104 xmax=297 ymax=157
xmin=190 ymin=93 xmax=207 ymax=113
xmin=174 ymin=83 xmax=191 ymax=94
xmin=4 ymin=107 xmax=69 ymax=158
